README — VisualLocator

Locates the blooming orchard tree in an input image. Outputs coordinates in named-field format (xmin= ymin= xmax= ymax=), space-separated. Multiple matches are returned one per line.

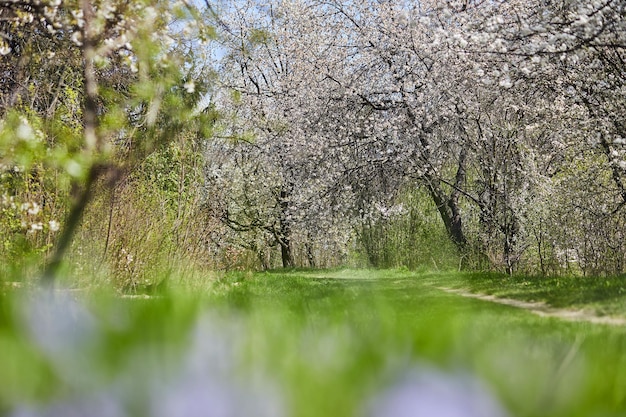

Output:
xmin=205 ymin=0 xmax=367 ymax=268
xmin=1 ymin=0 xmax=621 ymax=276
xmin=203 ymin=0 xmax=626 ymax=274
xmin=459 ymin=0 xmax=626 ymax=273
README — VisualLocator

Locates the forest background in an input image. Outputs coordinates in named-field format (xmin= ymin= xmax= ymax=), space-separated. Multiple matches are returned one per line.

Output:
xmin=1 ymin=0 xmax=626 ymax=290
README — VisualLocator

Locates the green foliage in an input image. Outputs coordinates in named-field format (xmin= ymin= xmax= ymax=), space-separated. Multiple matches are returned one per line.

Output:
xmin=66 ymin=135 xmax=212 ymax=291
xmin=446 ymin=271 xmax=626 ymax=317
xmin=248 ymin=28 xmax=272 ymax=45
xmin=0 ymin=0 xmax=218 ymax=284
xmin=357 ymin=188 xmax=459 ymax=270
xmin=0 ymin=109 xmax=84 ymax=279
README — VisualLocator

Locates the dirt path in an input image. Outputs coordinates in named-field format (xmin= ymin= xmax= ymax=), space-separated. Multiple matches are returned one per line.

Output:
xmin=436 ymin=286 xmax=626 ymax=326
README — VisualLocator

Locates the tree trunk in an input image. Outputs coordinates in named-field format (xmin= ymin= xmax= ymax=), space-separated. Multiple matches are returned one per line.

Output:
xmin=41 ymin=1 xmax=100 ymax=286
xmin=280 ymin=237 xmax=294 ymax=268
xmin=306 ymin=242 xmax=315 ymax=268
xmin=41 ymin=165 xmax=101 ymax=285
xmin=426 ymin=179 xmax=467 ymax=250
xmin=279 ymin=188 xmax=294 ymax=268
xmin=257 ymin=248 xmax=270 ymax=270
xmin=424 ymin=147 xmax=468 ymax=252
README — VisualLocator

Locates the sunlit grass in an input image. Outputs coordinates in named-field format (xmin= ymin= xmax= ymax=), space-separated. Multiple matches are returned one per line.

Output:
xmin=2 ymin=269 xmax=626 ymax=416
xmin=430 ymin=271 xmax=626 ymax=317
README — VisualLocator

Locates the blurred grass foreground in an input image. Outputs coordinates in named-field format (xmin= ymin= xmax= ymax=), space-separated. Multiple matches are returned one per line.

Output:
xmin=2 ymin=269 xmax=626 ymax=417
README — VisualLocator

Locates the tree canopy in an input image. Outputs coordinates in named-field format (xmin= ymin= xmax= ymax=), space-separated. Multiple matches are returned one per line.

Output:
xmin=1 ymin=0 xmax=625 ymax=282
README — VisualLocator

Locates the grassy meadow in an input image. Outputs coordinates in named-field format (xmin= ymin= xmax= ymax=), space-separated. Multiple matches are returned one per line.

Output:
xmin=2 ymin=269 xmax=626 ymax=417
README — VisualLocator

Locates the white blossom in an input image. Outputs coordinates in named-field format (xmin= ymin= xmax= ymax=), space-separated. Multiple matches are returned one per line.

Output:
xmin=0 ymin=41 xmax=11 ymax=56
xmin=27 ymin=203 xmax=40 ymax=216
xmin=184 ymin=81 xmax=196 ymax=94
xmin=49 ymin=220 xmax=60 ymax=232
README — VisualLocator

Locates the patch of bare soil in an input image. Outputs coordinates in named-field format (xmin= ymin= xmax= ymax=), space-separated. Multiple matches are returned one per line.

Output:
xmin=437 ymin=287 xmax=626 ymax=326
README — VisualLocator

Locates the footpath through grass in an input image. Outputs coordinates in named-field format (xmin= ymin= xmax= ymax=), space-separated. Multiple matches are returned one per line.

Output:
xmin=433 ymin=271 xmax=626 ymax=317
xmin=2 ymin=269 xmax=626 ymax=417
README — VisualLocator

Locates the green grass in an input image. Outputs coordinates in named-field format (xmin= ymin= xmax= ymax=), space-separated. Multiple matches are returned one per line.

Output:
xmin=2 ymin=269 xmax=626 ymax=417
xmin=430 ymin=271 xmax=626 ymax=316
